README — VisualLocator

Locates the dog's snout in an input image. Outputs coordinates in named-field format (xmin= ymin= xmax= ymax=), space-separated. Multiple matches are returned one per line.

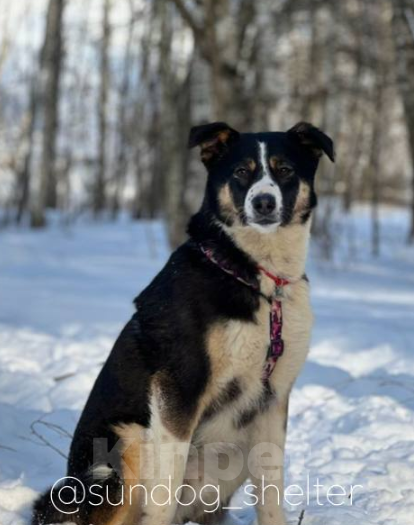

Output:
xmin=252 ymin=193 xmax=276 ymax=216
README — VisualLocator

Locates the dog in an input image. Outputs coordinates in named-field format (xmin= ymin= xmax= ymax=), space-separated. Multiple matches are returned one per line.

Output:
xmin=32 ymin=121 xmax=334 ymax=525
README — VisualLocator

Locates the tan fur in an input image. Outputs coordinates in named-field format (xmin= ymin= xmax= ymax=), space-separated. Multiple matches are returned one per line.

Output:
xmin=200 ymin=147 xmax=215 ymax=163
xmin=269 ymin=155 xmax=281 ymax=170
xmin=247 ymin=158 xmax=256 ymax=171
xmin=200 ymin=130 xmax=232 ymax=162
xmin=99 ymin=423 xmax=146 ymax=525
xmin=291 ymin=181 xmax=311 ymax=223
xmin=217 ymin=184 xmax=238 ymax=223
xmin=249 ymin=399 xmax=289 ymax=525
xmin=225 ymin=221 xmax=314 ymax=398
xmin=224 ymin=221 xmax=311 ymax=286
xmin=113 ymin=423 xmax=145 ymax=480
xmin=217 ymin=130 xmax=231 ymax=144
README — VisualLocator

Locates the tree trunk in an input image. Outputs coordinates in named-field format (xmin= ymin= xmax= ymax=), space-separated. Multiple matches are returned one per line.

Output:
xmin=370 ymin=105 xmax=383 ymax=258
xmin=158 ymin=0 xmax=192 ymax=247
xmin=391 ymin=0 xmax=414 ymax=243
xmin=30 ymin=0 xmax=65 ymax=227
xmin=171 ymin=0 xmax=259 ymax=130
xmin=166 ymin=0 xmax=260 ymax=246
xmin=111 ymin=0 xmax=136 ymax=219
xmin=94 ymin=0 xmax=111 ymax=216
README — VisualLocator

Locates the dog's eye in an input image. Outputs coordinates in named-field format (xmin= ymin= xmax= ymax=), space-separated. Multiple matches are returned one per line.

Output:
xmin=279 ymin=166 xmax=292 ymax=177
xmin=234 ymin=168 xmax=249 ymax=181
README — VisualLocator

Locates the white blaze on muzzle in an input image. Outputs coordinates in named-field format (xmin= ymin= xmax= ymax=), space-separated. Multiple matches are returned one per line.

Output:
xmin=244 ymin=141 xmax=283 ymax=228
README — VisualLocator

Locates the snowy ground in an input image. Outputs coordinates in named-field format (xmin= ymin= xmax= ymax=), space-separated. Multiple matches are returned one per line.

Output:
xmin=0 ymin=207 xmax=413 ymax=525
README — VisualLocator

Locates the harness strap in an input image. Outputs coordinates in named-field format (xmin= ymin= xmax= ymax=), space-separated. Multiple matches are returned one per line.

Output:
xmin=199 ymin=244 xmax=289 ymax=382
xmin=257 ymin=265 xmax=290 ymax=288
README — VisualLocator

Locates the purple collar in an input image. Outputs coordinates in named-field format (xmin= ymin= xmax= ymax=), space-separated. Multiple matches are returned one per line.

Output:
xmin=199 ymin=244 xmax=288 ymax=382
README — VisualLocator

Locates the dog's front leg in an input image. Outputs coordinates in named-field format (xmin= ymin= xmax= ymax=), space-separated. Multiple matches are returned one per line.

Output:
xmin=248 ymin=393 xmax=289 ymax=525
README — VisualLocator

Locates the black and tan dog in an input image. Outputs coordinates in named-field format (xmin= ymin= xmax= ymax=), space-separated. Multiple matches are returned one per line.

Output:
xmin=33 ymin=122 xmax=334 ymax=525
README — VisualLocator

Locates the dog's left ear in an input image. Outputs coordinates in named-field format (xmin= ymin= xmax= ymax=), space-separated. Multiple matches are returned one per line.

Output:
xmin=287 ymin=122 xmax=335 ymax=162
xmin=188 ymin=121 xmax=240 ymax=165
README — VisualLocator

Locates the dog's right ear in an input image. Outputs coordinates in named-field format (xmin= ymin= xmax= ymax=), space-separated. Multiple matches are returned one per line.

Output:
xmin=188 ymin=122 xmax=240 ymax=165
xmin=287 ymin=122 xmax=335 ymax=162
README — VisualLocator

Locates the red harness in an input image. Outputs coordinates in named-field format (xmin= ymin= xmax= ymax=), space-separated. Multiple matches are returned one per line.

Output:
xmin=199 ymin=245 xmax=289 ymax=382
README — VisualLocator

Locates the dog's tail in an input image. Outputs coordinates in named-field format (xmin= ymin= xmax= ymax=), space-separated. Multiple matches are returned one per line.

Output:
xmin=31 ymin=474 xmax=123 ymax=525
xmin=32 ymin=482 xmax=81 ymax=525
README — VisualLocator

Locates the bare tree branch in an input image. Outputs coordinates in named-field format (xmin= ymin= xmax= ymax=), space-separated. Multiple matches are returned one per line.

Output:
xmin=30 ymin=417 xmax=72 ymax=459
xmin=169 ymin=0 xmax=204 ymax=41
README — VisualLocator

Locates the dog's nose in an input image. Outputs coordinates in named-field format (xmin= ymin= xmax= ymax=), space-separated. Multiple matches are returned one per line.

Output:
xmin=252 ymin=193 xmax=276 ymax=216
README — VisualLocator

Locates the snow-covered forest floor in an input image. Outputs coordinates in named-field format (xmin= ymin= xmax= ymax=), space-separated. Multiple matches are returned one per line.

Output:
xmin=0 ymin=207 xmax=414 ymax=525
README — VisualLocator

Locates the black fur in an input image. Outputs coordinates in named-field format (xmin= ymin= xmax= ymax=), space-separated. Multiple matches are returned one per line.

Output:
xmin=200 ymin=378 xmax=242 ymax=422
xmin=287 ymin=121 xmax=335 ymax=162
xmin=188 ymin=121 xmax=239 ymax=150
xmin=234 ymin=382 xmax=274 ymax=430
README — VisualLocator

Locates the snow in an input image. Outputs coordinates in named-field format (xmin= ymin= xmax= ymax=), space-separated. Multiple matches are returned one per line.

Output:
xmin=0 ymin=207 xmax=414 ymax=525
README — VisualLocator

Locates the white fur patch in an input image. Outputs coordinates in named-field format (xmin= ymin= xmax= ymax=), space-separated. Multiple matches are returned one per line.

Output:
xmin=258 ymin=141 xmax=272 ymax=179
xmin=244 ymin=142 xmax=283 ymax=231
xmin=89 ymin=463 xmax=113 ymax=480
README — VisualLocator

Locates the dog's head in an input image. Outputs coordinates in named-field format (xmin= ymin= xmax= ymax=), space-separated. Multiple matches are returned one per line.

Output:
xmin=189 ymin=121 xmax=334 ymax=232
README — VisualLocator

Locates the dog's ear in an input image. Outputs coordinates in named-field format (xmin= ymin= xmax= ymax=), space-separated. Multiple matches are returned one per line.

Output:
xmin=188 ymin=122 xmax=240 ymax=165
xmin=287 ymin=122 xmax=335 ymax=162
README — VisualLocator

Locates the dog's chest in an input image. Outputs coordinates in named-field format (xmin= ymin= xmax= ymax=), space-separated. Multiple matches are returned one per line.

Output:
xmin=195 ymin=280 xmax=312 ymax=446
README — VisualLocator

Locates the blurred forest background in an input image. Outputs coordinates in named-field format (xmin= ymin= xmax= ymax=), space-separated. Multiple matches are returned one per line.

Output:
xmin=1 ymin=0 xmax=414 ymax=254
